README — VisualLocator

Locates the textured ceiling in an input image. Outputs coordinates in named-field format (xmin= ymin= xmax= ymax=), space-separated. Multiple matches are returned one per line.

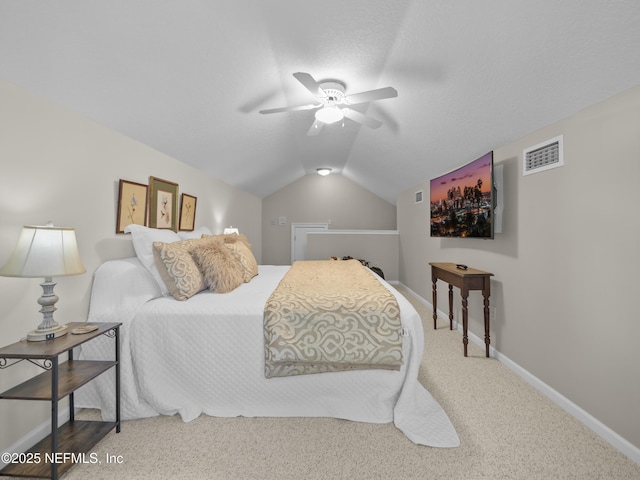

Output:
xmin=1 ymin=1 xmax=640 ymax=203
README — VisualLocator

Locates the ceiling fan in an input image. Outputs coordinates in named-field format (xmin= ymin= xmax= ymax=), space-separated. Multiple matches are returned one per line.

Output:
xmin=259 ymin=72 xmax=398 ymax=136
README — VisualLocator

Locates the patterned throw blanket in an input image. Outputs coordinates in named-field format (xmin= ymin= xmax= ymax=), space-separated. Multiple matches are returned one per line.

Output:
xmin=264 ymin=260 xmax=403 ymax=378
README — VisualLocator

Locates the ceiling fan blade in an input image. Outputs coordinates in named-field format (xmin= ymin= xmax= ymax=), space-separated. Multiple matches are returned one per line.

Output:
xmin=259 ymin=103 xmax=319 ymax=114
xmin=293 ymin=72 xmax=325 ymax=98
xmin=342 ymin=108 xmax=383 ymax=129
xmin=345 ymin=86 xmax=398 ymax=105
xmin=307 ymin=119 xmax=324 ymax=136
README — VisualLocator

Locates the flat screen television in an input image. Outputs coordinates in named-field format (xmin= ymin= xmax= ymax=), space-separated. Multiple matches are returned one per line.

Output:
xmin=430 ymin=151 xmax=494 ymax=239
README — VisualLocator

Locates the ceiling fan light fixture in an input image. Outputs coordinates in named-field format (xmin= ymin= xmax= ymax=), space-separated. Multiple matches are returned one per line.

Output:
xmin=316 ymin=168 xmax=332 ymax=176
xmin=261 ymin=73 xmax=397 ymax=135
xmin=315 ymin=106 xmax=344 ymax=124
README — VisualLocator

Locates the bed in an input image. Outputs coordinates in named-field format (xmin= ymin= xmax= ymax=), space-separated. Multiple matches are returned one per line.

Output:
xmin=76 ymin=227 xmax=459 ymax=448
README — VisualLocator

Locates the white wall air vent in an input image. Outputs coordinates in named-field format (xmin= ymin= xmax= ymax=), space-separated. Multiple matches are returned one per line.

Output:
xmin=415 ymin=190 xmax=423 ymax=204
xmin=523 ymin=135 xmax=564 ymax=176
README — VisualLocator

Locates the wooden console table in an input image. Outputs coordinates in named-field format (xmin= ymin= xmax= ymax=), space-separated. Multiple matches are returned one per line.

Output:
xmin=429 ymin=262 xmax=493 ymax=357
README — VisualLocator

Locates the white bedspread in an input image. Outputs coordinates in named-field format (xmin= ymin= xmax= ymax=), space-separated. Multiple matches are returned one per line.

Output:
xmin=76 ymin=258 xmax=459 ymax=447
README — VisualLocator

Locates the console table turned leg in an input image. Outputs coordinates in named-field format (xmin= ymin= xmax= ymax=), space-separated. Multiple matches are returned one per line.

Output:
xmin=448 ymin=284 xmax=454 ymax=330
xmin=461 ymin=294 xmax=469 ymax=357
xmin=432 ymin=278 xmax=438 ymax=329
xmin=483 ymin=293 xmax=491 ymax=357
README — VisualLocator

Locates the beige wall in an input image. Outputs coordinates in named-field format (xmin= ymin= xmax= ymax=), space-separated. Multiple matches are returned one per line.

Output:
xmin=397 ymin=85 xmax=640 ymax=451
xmin=0 ymin=79 xmax=262 ymax=453
xmin=262 ymin=174 xmax=397 ymax=265
xmin=306 ymin=231 xmax=399 ymax=281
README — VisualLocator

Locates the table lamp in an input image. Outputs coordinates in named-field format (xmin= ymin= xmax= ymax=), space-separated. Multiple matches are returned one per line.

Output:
xmin=0 ymin=223 xmax=86 ymax=341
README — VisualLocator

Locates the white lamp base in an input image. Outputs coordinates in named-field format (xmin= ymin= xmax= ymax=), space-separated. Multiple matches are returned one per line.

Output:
xmin=26 ymin=324 xmax=68 ymax=342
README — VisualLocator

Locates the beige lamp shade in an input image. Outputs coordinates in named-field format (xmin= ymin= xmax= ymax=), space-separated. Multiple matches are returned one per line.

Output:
xmin=0 ymin=224 xmax=86 ymax=278
xmin=0 ymin=224 xmax=86 ymax=341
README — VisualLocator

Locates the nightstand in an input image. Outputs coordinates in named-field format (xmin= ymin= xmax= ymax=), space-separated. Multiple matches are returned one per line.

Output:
xmin=0 ymin=322 xmax=121 ymax=479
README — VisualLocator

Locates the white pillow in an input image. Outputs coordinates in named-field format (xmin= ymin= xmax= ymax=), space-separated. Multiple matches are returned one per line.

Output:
xmin=124 ymin=224 xmax=181 ymax=295
xmin=177 ymin=226 xmax=212 ymax=240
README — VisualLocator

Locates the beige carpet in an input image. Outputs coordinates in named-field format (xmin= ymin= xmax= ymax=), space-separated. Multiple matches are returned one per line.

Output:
xmin=62 ymin=286 xmax=640 ymax=480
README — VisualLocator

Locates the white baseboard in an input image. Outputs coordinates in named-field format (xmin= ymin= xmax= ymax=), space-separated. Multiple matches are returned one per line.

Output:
xmin=398 ymin=283 xmax=640 ymax=466
xmin=493 ymin=349 xmax=640 ymax=465
xmin=0 ymin=407 xmax=70 ymax=469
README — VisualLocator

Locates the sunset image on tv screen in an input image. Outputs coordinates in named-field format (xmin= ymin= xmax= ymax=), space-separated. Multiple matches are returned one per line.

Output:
xmin=430 ymin=152 xmax=493 ymax=238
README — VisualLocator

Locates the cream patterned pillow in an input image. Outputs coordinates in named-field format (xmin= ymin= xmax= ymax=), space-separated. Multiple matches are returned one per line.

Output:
xmin=225 ymin=241 xmax=258 ymax=282
xmin=152 ymin=239 xmax=208 ymax=300
xmin=192 ymin=240 xmax=244 ymax=293
xmin=203 ymin=233 xmax=252 ymax=249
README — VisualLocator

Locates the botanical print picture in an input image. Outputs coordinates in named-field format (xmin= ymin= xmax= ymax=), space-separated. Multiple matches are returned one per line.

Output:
xmin=179 ymin=193 xmax=197 ymax=231
xmin=148 ymin=176 xmax=179 ymax=231
xmin=116 ymin=179 xmax=148 ymax=233
xmin=156 ymin=191 xmax=173 ymax=228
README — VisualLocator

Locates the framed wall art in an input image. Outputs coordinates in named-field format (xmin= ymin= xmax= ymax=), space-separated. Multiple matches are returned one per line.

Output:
xmin=179 ymin=193 xmax=197 ymax=231
xmin=148 ymin=176 xmax=179 ymax=231
xmin=116 ymin=179 xmax=148 ymax=234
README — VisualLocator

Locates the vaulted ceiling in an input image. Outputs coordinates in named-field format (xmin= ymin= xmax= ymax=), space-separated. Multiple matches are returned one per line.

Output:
xmin=2 ymin=1 xmax=640 ymax=203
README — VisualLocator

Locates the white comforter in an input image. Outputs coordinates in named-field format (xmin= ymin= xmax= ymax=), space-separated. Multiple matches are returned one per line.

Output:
xmin=77 ymin=258 xmax=459 ymax=447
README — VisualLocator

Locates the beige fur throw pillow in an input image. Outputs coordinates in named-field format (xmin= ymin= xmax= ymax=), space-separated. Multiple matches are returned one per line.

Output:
xmin=192 ymin=240 xmax=244 ymax=293
xmin=225 ymin=241 xmax=258 ymax=282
